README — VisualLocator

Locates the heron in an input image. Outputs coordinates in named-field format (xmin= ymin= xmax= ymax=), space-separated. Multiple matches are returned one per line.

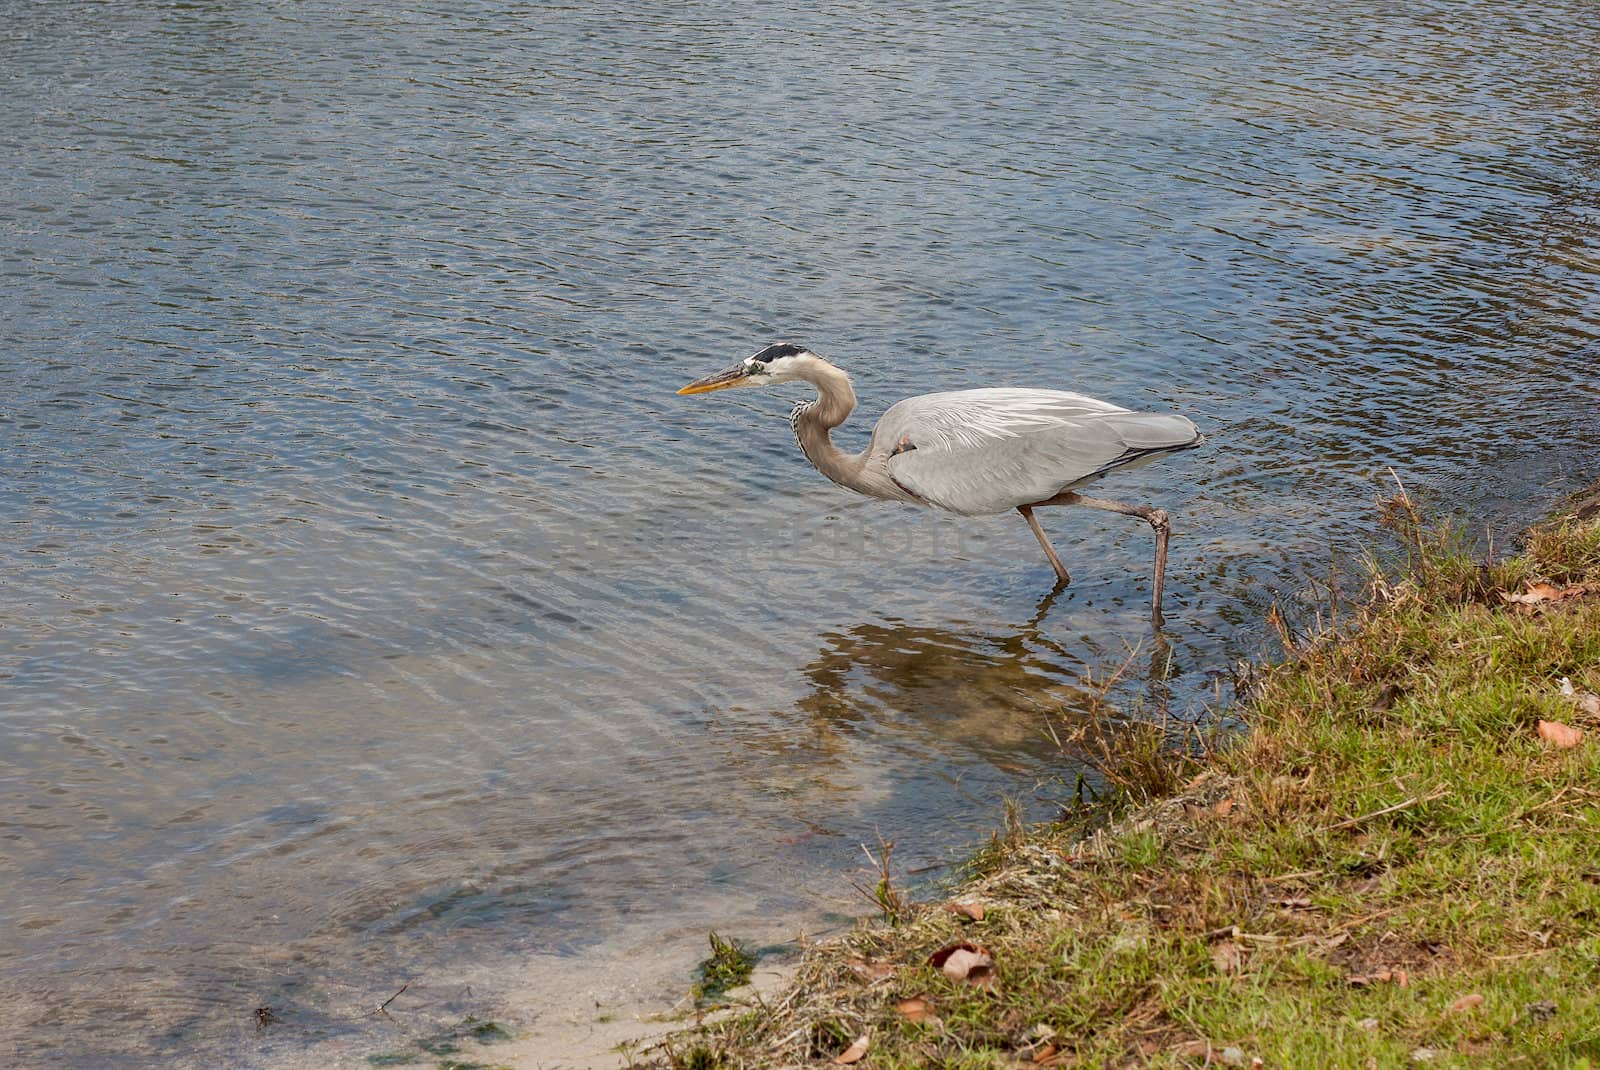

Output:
xmin=678 ymin=343 xmax=1203 ymax=627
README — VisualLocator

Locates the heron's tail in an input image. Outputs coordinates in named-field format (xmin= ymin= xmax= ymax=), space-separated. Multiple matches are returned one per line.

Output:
xmin=1081 ymin=414 xmax=1204 ymax=482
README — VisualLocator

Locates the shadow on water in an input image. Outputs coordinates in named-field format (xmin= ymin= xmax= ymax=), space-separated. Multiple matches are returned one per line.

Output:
xmin=792 ymin=585 xmax=1188 ymax=760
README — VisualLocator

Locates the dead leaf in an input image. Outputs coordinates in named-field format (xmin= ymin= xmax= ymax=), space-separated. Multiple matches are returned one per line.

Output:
xmin=846 ymin=958 xmax=894 ymax=983
xmin=1030 ymin=1043 xmax=1059 ymax=1064
xmin=1372 ymin=682 xmax=1405 ymax=712
xmin=1169 ymin=1040 xmax=1211 ymax=1058
xmin=833 ymin=1032 xmax=870 ymax=1065
xmin=927 ymin=941 xmax=984 ymax=969
xmin=943 ymin=900 xmax=985 ymax=922
xmin=1538 ymin=719 xmax=1584 ymax=749
xmin=1503 ymin=581 xmax=1580 ymax=605
xmin=1448 ymin=993 xmax=1484 ymax=1014
xmin=1214 ymin=797 xmax=1237 ymax=817
xmin=940 ymin=947 xmax=995 ymax=986
xmin=1210 ymin=940 xmax=1243 ymax=974
xmin=895 ymin=997 xmax=932 ymax=1022
xmin=1560 ymin=679 xmax=1600 ymax=719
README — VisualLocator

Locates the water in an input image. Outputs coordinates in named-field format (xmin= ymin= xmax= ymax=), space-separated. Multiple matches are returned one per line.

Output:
xmin=3 ymin=1 xmax=1599 ymax=1065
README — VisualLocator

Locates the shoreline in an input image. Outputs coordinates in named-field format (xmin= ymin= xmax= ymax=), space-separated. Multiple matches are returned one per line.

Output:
xmin=630 ymin=483 xmax=1600 ymax=1067
xmin=325 ymin=481 xmax=1600 ymax=1070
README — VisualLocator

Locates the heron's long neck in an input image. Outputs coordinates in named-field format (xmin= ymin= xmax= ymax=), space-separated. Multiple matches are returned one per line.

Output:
xmin=791 ymin=361 xmax=872 ymax=493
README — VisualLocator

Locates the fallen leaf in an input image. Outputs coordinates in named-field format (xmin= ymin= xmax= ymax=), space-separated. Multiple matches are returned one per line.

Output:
xmin=1503 ymin=581 xmax=1579 ymax=605
xmin=1214 ymin=797 xmax=1237 ymax=817
xmin=1169 ymin=1040 xmax=1211 ymax=1058
xmin=1030 ymin=1043 xmax=1059 ymax=1063
xmin=833 ymin=1032 xmax=870 ymax=1065
xmin=943 ymin=900 xmax=985 ymax=922
xmin=846 ymin=958 xmax=894 ymax=983
xmin=928 ymin=941 xmax=985 ymax=969
xmin=895 ymin=997 xmax=932 ymax=1022
xmin=1526 ymin=999 xmax=1557 ymax=1020
xmin=1372 ymin=682 xmax=1404 ymax=712
xmin=1410 ymin=1047 xmax=1437 ymax=1064
xmin=1210 ymin=940 xmax=1243 ymax=974
xmin=1560 ymin=679 xmax=1600 ymax=719
xmin=1448 ymin=993 xmax=1484 ymax=1014
xmin=940 ymin=947 xmax=995 ymax=986
xmin=1356 ymin=1017 xmax=1379 ymax=1031
xmin=1538 ymin=719 xmax=1584 ymax=748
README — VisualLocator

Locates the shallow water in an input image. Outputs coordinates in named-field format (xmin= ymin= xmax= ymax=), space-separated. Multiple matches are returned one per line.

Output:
xmin=3 ymin=0 xmax=1599 ymax=1064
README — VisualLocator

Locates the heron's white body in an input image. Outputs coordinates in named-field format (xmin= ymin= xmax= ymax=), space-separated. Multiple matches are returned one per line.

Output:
xmin=866 ymin=388 xmax=1200 ymax=516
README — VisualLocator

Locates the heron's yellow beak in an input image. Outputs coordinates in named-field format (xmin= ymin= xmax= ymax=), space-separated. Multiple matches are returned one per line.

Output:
xmin=677 ymin=363 xmax=751 ymax=395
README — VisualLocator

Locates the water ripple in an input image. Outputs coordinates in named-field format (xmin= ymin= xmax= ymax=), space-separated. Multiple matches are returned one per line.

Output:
xmin=3 ymin=0 xmax=1599 ymax=1065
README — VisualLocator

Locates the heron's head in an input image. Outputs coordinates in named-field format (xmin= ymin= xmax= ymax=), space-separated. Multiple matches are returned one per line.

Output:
xmin=676 ymin=342 xmax=822 ymax=395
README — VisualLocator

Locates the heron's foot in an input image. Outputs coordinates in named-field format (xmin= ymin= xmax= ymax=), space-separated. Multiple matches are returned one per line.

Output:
xmin=1050 ymin=567 xmax=1072 ymax=588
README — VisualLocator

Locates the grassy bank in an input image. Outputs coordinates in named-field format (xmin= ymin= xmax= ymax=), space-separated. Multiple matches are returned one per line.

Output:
xmin=643 ymin=491 xmax=1600 ymax=1069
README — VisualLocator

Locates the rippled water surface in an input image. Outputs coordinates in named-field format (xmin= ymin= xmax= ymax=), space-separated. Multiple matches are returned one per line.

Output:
xmin=4 ymin=1 xmax=1599 ymax=1065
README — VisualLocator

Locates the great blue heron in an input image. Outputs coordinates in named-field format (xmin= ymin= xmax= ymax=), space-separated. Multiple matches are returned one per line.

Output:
xmin=678 ymin=343 xmax=1203 ymax=627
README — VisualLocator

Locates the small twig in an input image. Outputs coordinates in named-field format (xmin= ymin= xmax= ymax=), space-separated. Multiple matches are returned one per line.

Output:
xmin=1326 ymin=786 xmax=1448 ymax=832
xmin=1488 ymin=947 xmax=1558 ymax=961
xmin=1334 ymin=906 xmax=1402 ymax=932
xmin=378 ymin=983 xmax=409 ymax=1013
xmin=1327 ymin=796 xmax=1418 ymax=832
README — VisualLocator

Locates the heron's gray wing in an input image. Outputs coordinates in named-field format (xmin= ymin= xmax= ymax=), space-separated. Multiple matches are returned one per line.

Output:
xmin=878 ymin=389 xmax=1199 ymax=516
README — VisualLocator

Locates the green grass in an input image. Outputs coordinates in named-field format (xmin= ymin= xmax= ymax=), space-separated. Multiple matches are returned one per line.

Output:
xmin=642 ymin=510 xmax=1600 ymax=1068
xmin=693 ymin=932 xmax=759 ymax=1006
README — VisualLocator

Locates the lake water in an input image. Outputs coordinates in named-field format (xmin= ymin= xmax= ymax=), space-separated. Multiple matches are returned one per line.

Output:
xmin=3 ymin=1 xmax=1599 ymax=1065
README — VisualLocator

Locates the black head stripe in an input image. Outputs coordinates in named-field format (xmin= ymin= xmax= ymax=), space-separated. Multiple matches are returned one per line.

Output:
xmin=751 ymin=342 xmax=806 ymax=365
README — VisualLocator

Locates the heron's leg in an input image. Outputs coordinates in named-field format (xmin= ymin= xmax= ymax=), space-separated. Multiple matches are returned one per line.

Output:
xmin=1017 ymin=505 xmax=1070 ymax=585
xmin=1037 ymin=492 xmax=1171 ymax=628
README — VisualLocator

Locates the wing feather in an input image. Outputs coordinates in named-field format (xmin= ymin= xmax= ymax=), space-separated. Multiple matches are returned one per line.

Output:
xmin=876 ymin=389 xmax=1199 ymax=516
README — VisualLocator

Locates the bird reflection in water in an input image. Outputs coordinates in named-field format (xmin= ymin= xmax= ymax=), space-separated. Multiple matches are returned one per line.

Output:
xmin=794 ymin=588 xmax=1182 ymax=773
